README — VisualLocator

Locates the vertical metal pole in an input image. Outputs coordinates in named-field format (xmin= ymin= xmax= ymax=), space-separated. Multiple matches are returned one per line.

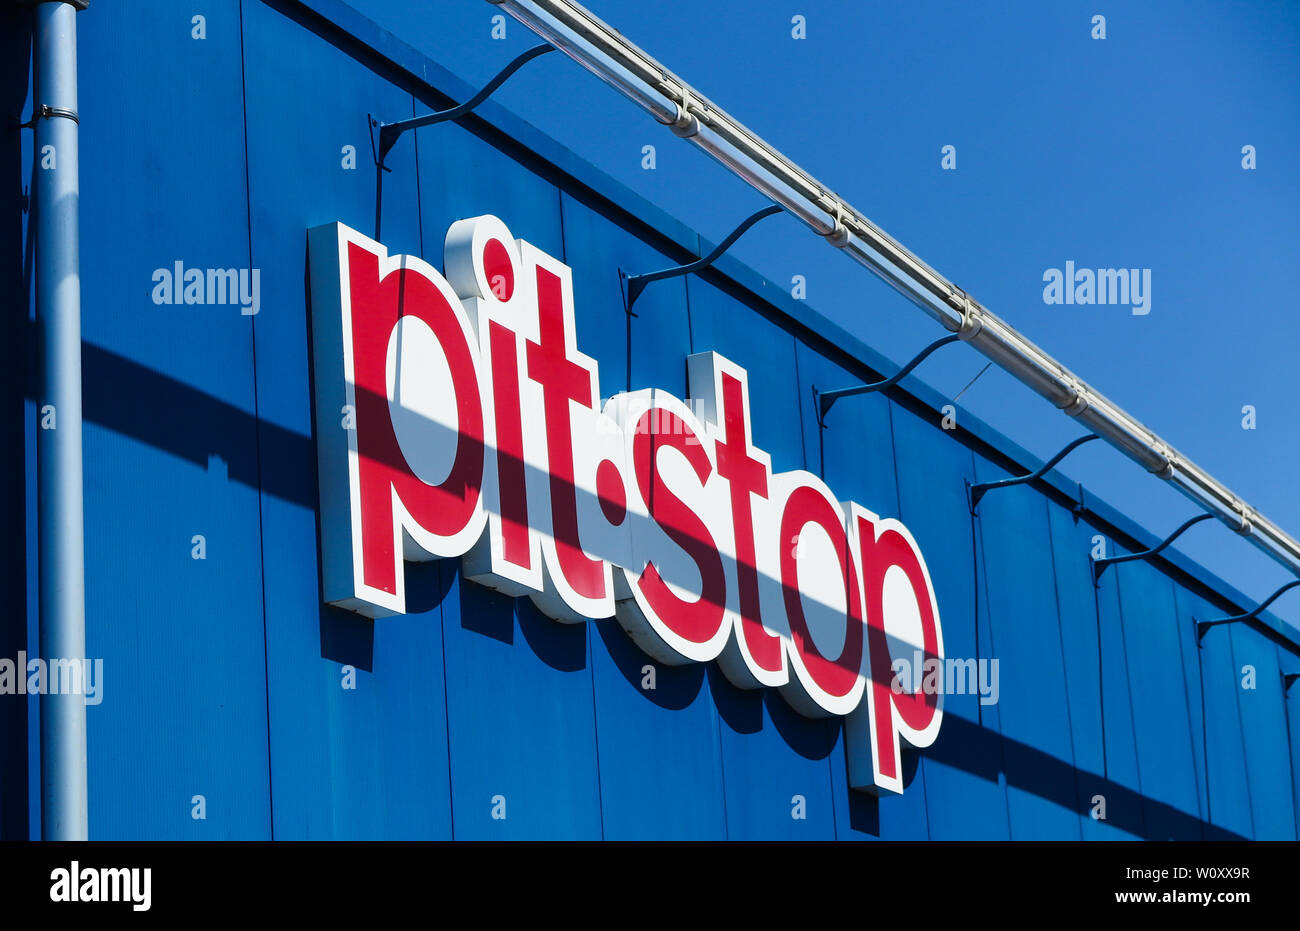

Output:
xmin=33 ymin=0 xmax=88 ymax=841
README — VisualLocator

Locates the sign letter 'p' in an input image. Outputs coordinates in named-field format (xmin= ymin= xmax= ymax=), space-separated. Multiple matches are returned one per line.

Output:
xmin=309 ymin=223 xmax=486 ymax=616
xmin=846 ymin=508 xmax=944 ymax=795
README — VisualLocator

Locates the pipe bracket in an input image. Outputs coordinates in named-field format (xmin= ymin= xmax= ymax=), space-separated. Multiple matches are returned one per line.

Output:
xmin=823 ymin=200 xmax=850 ymax=247
xmin=955 ymin=292 xmax=983 ymax=341
xmin=969 ymin=433 xmax=1100 ymax=513
xmin=670 ymin=87 xmax=700 ymax=138
xmin=1234 ymin=505 xmax=1256 ymax=536
xmin=623 ymin=204 xmax=783 ymax=310
xmin=1092 ymin=512 xmax=1213 ymax=583
xmin=1198 ymin=579 xmax=1300 ymax=640
xmin=817 ymin=333 xmax=961 ymax=424
xmin=20 ymin=103 xmax=79 ymax=128
xmin=372 ymin=44 xmax=554 ymax=168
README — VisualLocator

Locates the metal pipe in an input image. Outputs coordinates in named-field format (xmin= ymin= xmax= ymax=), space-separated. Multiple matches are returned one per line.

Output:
xmin=487 ymin=0 xmax=1300 ymax=581
xmin=32 ymin=0 xmax=88 ymax=841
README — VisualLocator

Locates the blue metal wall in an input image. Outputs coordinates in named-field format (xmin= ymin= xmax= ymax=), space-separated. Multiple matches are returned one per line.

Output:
xmin=6 ymin=0 xmax=1297 ymax=840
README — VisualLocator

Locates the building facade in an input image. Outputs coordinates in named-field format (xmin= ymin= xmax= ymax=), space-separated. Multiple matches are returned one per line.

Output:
xmin=2 ymin=0 xmax=1298 ymax=840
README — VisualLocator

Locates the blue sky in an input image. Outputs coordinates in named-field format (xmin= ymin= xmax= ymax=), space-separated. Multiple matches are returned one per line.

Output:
xmin=343 ymin=0 xmax=1300 ymax=628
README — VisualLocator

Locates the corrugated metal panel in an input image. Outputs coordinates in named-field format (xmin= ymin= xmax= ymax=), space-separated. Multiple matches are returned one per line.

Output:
xmin=1115 ymin=565 xmax=1202 ymax=838
xmin=1179 ymin=588 xmax=1256 ymax=837
xmin=241 ymin=0 xmax=449 ymax=839
xmin=1230 ymin=624 xmax=1297 ymax=840
xmin=78 ymin=0 xmax=270 ymax=840
xmin=973 ymin=469 xmax=1082 ymax=839
xmin=894 ymin=404 xmax=1011 ymax=839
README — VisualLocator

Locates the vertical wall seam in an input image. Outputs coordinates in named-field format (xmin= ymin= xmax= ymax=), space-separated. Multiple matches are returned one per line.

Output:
xmin=885 ymin=402 xmax=901 ymax=517
xmin=585 ymin=631 xmax=606 ymax=841
xmin=411 ymin=97 xmax=458 ymax=842
xmin=791 ymin=339 xmax=842 ymax=838
xmin=824 ymin=723 xmax=839 ymax=840
xmin=885 ymin=402 xmax=929 ymax=839
xmin=1043 ymin=503 xmax=1082 ymax=840
xmin=1196 ymin=630 xmax=1212 ymax=829
xmin=1111 ymin=571 xmax=1148 ymax=838
xmin=970 ymin=458 xmax=1013 ymax=840
xmin=1091 ymin=571 xmax=1108 ymax=782
xmin=683 ymin=257 xmax=695 ymax=355
xmin=435 ymin=563 xmax=456 ymax=840
xmin=698 ymin=270 xmax=725 ymax=830
xmin=967 ymin=490 xmax=983 ymax=731
xmin=791 ymin=340 xmax=807 ymax=474
xmin=1169 ymin=580 xmax=1206 ymax=835
xmin=559 ymin=188 xmax=605 ymax=840
xmin=711 ymin=695 xmax=729 ymax=841
xmin=235 ymin=0 xmax=275 ymax=841
xmin=412 ymin=94 xmax=424 ymax=257
xmin=557 ymin=190 xmax=567 ymax=263
xmin=687 ymin=255 xmax=731 ymax=840
xmin=1271 ymin=638 xmax=1298 ymax=840
xmin=1280 ymin=655 xmax=1300 ymax=840
xmin=1226 ymin=629 xmax=1257 ymax=838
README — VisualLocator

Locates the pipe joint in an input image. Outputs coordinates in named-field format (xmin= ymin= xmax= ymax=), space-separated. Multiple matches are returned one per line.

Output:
xmin=1053 ymin=377 xmax=1089 ymax=417
xmin=1063 ymin=382 xmax=1090 ymax=417
xmin=1147 ymin=442 xmax=1175 ymax=478
xmin=823 ymin=200 xmax=849 ymax=247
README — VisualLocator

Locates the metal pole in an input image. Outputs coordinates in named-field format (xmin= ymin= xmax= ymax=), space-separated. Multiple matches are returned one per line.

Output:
xmin=33 ymin=0 xmax=88 ymax=841
xmin=487 ymin=0 xmax=1300 ymax=582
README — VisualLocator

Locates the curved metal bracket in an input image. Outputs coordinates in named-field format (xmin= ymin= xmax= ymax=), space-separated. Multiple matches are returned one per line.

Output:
xmin=621 ymin=204 xmax=783 ymax=310
xmin=814 ymin=334 xmax=960 ymax=426
xmin=373 ymin=44 xmax=555 ymax=168
xmin=969 ymin=434 xmax=1099 ymax=513
xmin=1092 ymin=512 xmax=1213 ymax=584
xmin=1197 ymin=579 xmax=1300 ymax=642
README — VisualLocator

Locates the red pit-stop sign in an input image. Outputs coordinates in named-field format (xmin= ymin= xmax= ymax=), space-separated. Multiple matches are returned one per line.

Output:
xmin=308 ymin=216 xmax=945 ymax=796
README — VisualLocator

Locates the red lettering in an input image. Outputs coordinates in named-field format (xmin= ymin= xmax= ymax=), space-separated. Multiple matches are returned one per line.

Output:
xmin=526 ymin=266 xmax=605 ymax=600
xmin=715 ymin=373 xmax=782 ymax=675
xmin=859 ymin=515 xmax=942 ymax=784
xmin=779 ymin=486 xmax=864 ymax=706
xmin=489 ymin=320 xmax=530 ymax=569
xmin=632 ymin=409 xmax=727 ymax=645
xmin=348 ymin=243 xmax=484 ymax=597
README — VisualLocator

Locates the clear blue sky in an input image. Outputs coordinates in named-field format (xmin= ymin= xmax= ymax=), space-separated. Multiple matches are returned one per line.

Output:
xmin=344 ymin=0 xmax=1300 ymax=629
